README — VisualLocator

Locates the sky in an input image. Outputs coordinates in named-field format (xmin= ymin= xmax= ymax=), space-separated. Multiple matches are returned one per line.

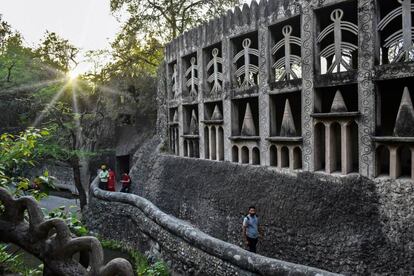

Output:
xmin=0 ymin=0 xmax=122 ymax=73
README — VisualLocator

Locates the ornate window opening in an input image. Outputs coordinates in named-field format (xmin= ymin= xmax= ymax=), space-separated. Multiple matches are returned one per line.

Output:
xmin=270 ymin=16 xmax=302 ymax=82
xmin=232 ymin=33 xmax=259 ymax=89
xmin=269 ymin=93 xmax=301 ymax=137
xmin=183 ymin=54 xmax=199 ymax=100
xmin=182 ymin=104 xmax=200 ymax=158
xmin=378 ymin=0 xmax=414 ymax=64
xmin=205 ymin=45 xmax=223 ymax=97
xmin=231 ymin=97 xmax=259 ymax=137
xmin=316 ymin=2 xmax=358 ymax=74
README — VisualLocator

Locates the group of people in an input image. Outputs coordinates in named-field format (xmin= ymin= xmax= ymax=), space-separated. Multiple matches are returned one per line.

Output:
xmin=98 ymin=165 xmax=131 ymax=193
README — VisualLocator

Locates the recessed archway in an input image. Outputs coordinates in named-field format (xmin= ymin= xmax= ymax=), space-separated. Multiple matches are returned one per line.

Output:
xmin=269 ymin=145 xmax=277 ymax=167
xmin=376 ymin=145 xmax=390 ymax=177
xmin=204 ymin=127 xmax=210 ymax=159
xmin=241 ymin=146 xmax=249 ymax=164
xmin=281 ymin=146 xmax=289 ymax=168
xmin=252 ymin=147 xmax=260 ymax=165
xmin=293 ymin=147 xmax=302 ymax=169
xmin=314 ymin=122 xmax=326 ymax=171
xmin=232 ymin=145 xmax=239 ymax=163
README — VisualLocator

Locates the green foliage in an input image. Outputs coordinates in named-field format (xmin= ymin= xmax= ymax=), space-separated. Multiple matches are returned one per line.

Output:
xmin=35 ymin=31 xmax=79 ymax=72
xmin=0 ymin=128 xmax=53 ymax=200
xmin=44 ymin=205 xmax=88 ymax=236
xmin=99 ymin=238 xmax=170 ymax=276
xmin=110 ymin=0 xmax=244 ymax=41
xmin=142 ymin=261 xmax=169 ymax=276
xmin=0 ymin=244 xmax=43 ymax=276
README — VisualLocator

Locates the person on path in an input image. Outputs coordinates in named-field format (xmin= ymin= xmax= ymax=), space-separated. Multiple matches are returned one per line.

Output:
xmin=120 ymin=172 xmax=131 ymax=193
xmin=98 ymin=165 xmax=109 ymax=190
xmin=107 ymin=168 xmax=116 ymax=192
xmin=242 ymin=206 xmax=262 ymax=253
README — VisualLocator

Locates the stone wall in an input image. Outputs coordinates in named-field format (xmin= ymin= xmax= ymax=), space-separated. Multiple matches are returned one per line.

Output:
xmin=126 ymin=137 xmax=414 ymax=275
xmin=86 ymin=178 xmax=338 ymax=276
xmin=164 ymin=0 xmax=414 ymax=181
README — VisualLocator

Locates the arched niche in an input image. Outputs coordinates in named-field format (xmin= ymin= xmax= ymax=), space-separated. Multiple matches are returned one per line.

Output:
xmin=218 ymin=127 xmax=224 ymax=161
xmin=314 ymin=122 xmax=326 ymax=171
xmin=232 ymin=145 xmax=239 ymax=163
xmin=252 ymin=147 xmax=260 ymax=165
xmin=376 ymin=145 xmax=390 ymax=177
xmin=293 ymin=147 xmax=302 ymax=170
xmin=241 ymin=146 xmax=249 ymax=164
xmin=281 ymin=146 xmax=289 ymax=168
xmin=204 ymin=127 xmax=210 ymax=159
xmin=269 ymin=145 xmax=277 ymax=167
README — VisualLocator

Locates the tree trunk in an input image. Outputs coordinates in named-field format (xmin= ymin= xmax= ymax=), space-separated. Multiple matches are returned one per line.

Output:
xmin=6 ymin=63 xmax=14 ymax=82
xmin=72 ymin=157 xmax=87 ymax=210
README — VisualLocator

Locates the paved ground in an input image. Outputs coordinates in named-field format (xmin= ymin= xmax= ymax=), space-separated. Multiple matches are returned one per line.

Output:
xmin=39 ymin=195 xmax=80 ymax=213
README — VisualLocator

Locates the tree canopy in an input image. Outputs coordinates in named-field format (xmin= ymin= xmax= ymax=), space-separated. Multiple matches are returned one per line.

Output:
xmin=110 ymin=0 xmax=243 ymax=41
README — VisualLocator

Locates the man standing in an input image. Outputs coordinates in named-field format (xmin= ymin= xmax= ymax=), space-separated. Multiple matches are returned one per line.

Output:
xmin=242 ymin=206 xmax=261 ymax=253
xmin=120 ymin=172 xmax=131 ymax=193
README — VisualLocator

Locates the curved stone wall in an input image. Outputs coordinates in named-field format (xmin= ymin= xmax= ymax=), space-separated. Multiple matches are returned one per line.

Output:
xmin=86 ymin=178 xmax=338 ymax=276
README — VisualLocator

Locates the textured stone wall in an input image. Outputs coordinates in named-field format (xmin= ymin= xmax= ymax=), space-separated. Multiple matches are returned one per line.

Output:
xmin=86 ymin=178 xmax=338 ymax=276
xmin=127 ymin=138 xmax=414 ymax=275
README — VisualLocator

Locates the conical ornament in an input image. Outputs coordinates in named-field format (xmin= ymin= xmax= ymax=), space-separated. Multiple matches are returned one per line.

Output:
xmin=190 ymin=110 xmax=199 ymax=135
xmin=211 ymin=105 xmax=223 ymax=120
xmin=280 ymin=99 xmax=297 ymax=137
xmin=393 ymin=87 xmax=414 ymax=137
xmin=330 ymin=90 xmax=348 ymax=113
xmin=241 ymin=103 xmax=256 ymax=136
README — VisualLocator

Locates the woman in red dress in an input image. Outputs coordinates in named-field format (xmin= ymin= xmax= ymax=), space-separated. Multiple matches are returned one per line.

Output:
xmin=107 ymin=168 xmax=116 ymax=192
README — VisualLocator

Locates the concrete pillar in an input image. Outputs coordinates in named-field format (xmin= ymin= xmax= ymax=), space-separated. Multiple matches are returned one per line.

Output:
xmin=210 ymin=126 xmax=217 ymax=160
xmin=277 ymin=145 xmax=282 ymax=169
xmin=289 ymin=146 xmax=295 ymax=171
xmin=389 ymin=146 xmax=400 ymax=179
xmin=216 ymin=126 xmax=221 ymax=161
xmin=301 ymin=2 xmax=316 ymax=171
xmin=222 ymin=36 xmax=232 ymax=162
xmin=208 ymin=126 xmax=213 ymax=160
xmin=358 ymin=0 xmax=377 ymax=178
xmin=197 ymin=48 xmax=205 ymax=159
xmin=258 ymin=24 xmax=270 ymax=166
xmin=341 ymin=122 xmax=353 ymax=174
xmin=325 ymin=123 xmax=335 ymax=173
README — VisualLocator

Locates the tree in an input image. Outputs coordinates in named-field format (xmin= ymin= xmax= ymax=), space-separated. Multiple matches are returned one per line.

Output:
xmin=36 ymin=81 xmax=104 ymax=210
xmin=110 ymin=0 xmax=244 ymax=41
xmin=0 ymin=128 xmax=52 ymax=200
xmin=35 ymin=31 xmax=79 ymax=72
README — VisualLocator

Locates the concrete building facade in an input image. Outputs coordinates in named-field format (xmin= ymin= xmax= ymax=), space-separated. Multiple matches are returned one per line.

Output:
xmin=164 ymin=0 xmax=414 ymax=181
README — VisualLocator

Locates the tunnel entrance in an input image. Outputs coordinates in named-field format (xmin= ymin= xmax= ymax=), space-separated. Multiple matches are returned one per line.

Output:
xmin=116 ymin=155 xmax=130 ymax=176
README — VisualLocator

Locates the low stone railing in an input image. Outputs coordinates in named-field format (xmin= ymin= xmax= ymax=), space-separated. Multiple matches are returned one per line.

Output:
xmin=88 ymin=178 xmax=340 ymax=276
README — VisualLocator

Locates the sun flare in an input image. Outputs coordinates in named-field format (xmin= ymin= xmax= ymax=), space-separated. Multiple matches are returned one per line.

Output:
xmin=68 ymin=70 xmax=80 ymax=81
